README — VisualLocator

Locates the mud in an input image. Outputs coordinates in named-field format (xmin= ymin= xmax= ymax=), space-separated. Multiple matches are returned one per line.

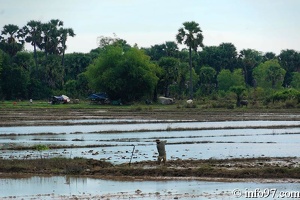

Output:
xmin=1 ymin=108 xmax=300 ymax=127
xmin=0 ymin=107 xmax=300 ymax=181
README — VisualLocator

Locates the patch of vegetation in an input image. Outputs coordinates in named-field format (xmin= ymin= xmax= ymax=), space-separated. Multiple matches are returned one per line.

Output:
xmin=0 ymin=157 xmax=299 ymax=179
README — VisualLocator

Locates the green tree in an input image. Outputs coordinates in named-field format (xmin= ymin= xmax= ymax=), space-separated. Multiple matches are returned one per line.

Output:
xmin=238 ymin=49 xmax=263 ymax=87
xmin=174 ymin=62 xmax=189 ymax=99
xmin=64 ymin=53 xmax=92 ymax=82
xmin=143 ymin=41 xmax=179 ymax=61
xmin=198 ymin=66 xmax=216 ymax=95
xmin=0 ymin=50 xmax=4 ymax=97
xmin=38 ymin=19 xmax=63 ymax=56
xmin=37 ymin=19 xmax=75 ymax=58
xmin=253 ymin=59 xmax=286 ymax=89
xmin=158 ymin=57 xmax=179 ymax=97
xmin=278 ymin=49 xmax=300 ymax=87
xmin=21 ymin=20 xmax=42 ymax=68
xmin=86 ymin=46 xmax=159 ymax=102
xmin=1 ymin=63 xmax=30 ymax=100
xmin=40 ymin=55 xmax=64 ymax=90
xmin=230 ymin=86 xmax=246 ymax=107
xmin=217 ymin=69 xmax=245 ymax=91
xmin=59 ymin=28 xmax=75 ymax=67
xmin=263 ymin=52 xmax=276 ymax=62
xmin=64 ymin=73 xmax=91 ymax=98
xmin=0 ymin=24 xmax=24 ymax=56
xmin=0 ymin=50 xmax=3 ymax=76
xmin=176 ymin=21 xmax=204 ymax=99
xmin=291 ymin=72 xmax=300 ymax=89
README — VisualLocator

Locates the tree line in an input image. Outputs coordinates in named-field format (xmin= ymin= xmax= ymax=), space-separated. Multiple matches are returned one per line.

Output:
xmin=0 ymin=20 xmax=300 ymax=107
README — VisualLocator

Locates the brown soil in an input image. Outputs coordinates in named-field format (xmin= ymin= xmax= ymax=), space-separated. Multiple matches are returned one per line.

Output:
xmin=1 ymin=107 xmax=300 ymax=127
xmin=1 ymin=157 xmax=300 ymax=182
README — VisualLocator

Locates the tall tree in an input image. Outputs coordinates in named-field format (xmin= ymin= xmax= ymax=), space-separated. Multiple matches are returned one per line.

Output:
xmin=21 ymin=20 xmax=42 ymax=68
xmin=86 ymin=45 xmax=160 ymax=102
xmin=176 ymin=21 xmax=204 ymax=99
xmin=158 ymin=57 xmax=179 ymax=97
xmin=238 ymin=49 xmax=263 ymax=87
xmin=64 ymin=53 xmax=92 ymax=81
xmin=198 ymin=43 xmax=238 ymax=73
xmin=278 ymin=49 xmax=300 ymax=87
xmin=263 ymin=52 xmax=276 ymax=62
xmin=253 ymin=59 xmax=286 ymax=89
xmin=217 ymin=69 xmax=245 ymax=91
xmin=143 ymin=41 xmax=179 ymax=61
xmin=0 ymin=24 xmax=24 ymax=56
xmin=291 ymin=72 xmax=300 ymax=89
xmin=59 ymin=28 xmax=75 ymax=66
xmin=198 ymin=66 xmax=216 ymax=95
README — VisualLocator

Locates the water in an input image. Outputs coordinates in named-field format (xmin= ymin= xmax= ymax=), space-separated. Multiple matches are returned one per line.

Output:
xmin=0 ymin=120 xmax=299 ymax=134
xmin=1 ymin=119 xmax=300 ymax=199
xmin=0 ymin=176 xmax=299 ymax=199
xmin=0 ymin=125 xmax=299 ymax=162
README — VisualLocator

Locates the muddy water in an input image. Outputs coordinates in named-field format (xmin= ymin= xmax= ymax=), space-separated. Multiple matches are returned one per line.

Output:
xmin=0 ymin=121 xmax=299 ymax=162
xmin=1 ymin=176 xmax=300 ymax=199
xmin=1 ymin=120 xmax=299 ymax=134
xmin=1 ymin=119 xmax=300 ymax=199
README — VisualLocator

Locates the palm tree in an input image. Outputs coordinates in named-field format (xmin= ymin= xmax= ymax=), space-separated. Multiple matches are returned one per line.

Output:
xmin=22 ymin=20 xmax=42 ymax=68
xmin=0 ymin=24 xmax=24 ymax=56
xmin=39 ymin=19 xmax=64 ymax=56
xmin=59 ymin=28 xmax=75 ymax=67
xmin=176 ymin=21 xmax=204 ymax=99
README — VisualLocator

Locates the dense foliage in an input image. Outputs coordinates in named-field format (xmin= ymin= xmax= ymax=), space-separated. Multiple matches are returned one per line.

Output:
xmin=85 ymin=45 xmax=159 ymax=102
xmin=0 ymin=20 xmax=300 ymax=108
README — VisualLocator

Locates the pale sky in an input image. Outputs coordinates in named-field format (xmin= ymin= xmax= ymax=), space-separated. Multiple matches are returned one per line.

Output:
xmin=1 ymin=0 xmax=299 ymax=55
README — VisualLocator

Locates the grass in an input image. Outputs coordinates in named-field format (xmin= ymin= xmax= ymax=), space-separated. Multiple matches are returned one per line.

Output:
xmin=1 ymin=99 xmax=299 ymax=111
xmin=1 ymin=157 xmax=300 ymax=179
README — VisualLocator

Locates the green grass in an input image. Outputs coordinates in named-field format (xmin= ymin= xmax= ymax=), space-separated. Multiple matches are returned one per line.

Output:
xmin=1 ymin=99 xmax=299 ymax=114
xmin=1 ymin=157 xmax=299 ymax=179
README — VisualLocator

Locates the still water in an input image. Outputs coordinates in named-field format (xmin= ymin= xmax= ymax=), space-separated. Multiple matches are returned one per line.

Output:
xmin=0 ymin=120 xmax=300 ymax=199
xmin=0 ymin=126 xmax=299 ymax=163
xmin=0 ymin=176 xmax=299 ymax=199
xmin=0 ymin=120 xmax=299 ymax=134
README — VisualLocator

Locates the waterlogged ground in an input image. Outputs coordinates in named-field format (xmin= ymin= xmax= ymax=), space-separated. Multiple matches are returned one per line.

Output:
xmin=1 ymin=176 xmax=300 ymax=199
xmin=0 ymin=108 xmax=300 ymax=199
xmin=0 ymin=120 xmax=299 ymax=163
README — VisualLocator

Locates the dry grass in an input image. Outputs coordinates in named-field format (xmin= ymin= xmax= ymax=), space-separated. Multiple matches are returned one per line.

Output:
xmin=1 ymin=157 xmax=300 ymax=180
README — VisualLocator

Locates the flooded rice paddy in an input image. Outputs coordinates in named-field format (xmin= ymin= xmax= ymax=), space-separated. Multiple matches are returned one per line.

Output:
xmin=1 ymin=117 xmax=300 ymax=199
xmin=0 ymin=120 xmax=299 ymax=162
xmin=1 ymin=175 xmax=300 ymax=199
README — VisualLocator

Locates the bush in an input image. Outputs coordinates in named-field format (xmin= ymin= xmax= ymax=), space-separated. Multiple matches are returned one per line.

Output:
xmin=272 ymin=89 xmax=300 ymax=102
xmin=285 ymin=100 xmax=297 ymax=108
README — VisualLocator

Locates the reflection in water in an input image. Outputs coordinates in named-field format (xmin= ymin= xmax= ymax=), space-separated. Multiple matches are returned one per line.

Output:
xmin=1 ymin=119 xmax=300 ymax=199
xmin=0 ymin=120 xmax=299 ymax=135
xmin=0 ymin=127 xmax=300 ymax=163
xmin=0 ymin=176 xmax=300 ymax=199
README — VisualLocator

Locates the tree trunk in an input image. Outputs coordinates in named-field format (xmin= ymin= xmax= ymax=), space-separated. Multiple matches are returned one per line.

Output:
xmin=189 ymin=47 xmax=193 ymax=100
xmin=61 ymin=39 xmax=66 ymax=67
xmin=33 ymin=43 xmax=38 ymax=69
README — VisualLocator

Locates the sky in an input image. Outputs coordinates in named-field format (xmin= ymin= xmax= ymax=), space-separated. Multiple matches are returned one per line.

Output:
xmin=1 ymin=0 xmax=299 ymax=55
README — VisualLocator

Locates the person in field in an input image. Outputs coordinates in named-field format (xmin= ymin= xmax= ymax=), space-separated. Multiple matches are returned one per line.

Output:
xmin=156 ymin=139 xmax=167 ymax=165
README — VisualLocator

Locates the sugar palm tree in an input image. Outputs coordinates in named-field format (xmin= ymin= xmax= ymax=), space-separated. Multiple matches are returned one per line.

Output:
xmin=0 ymin=24 xmax=23 ymax=56
xmin=59 ymin=28 xmax=75 ymax=67
xmin=22 ymin=20 xmax=42 ymax=68
xmin=176 ymin=21 xmax=204 ymax=99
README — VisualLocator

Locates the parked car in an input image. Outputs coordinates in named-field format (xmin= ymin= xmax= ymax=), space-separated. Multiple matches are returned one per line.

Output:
xmin=88 ymin=93 xmax=110 ymax=104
